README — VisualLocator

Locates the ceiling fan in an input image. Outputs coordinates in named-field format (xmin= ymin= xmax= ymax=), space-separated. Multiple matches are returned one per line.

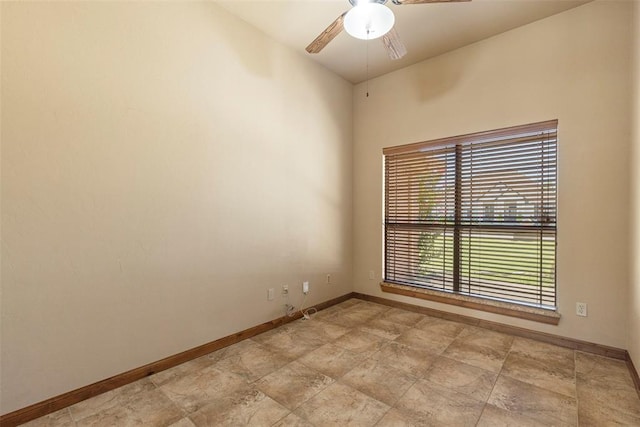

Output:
xmin=306 ymin=0 xmax=470 ymax=60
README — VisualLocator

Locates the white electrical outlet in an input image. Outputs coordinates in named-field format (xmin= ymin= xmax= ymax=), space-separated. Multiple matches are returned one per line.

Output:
xmin=303 ymin=281 xmax=309 ymax=294
xmin=576 ymin=302 xmax=587 ymax=317
xmin=267 ymin=288 xmax=275 ymax=301
xmin=282 ymin=285 xmax=288 ymax=296
xmin=368 ymin=270 xmax=375 ymax=280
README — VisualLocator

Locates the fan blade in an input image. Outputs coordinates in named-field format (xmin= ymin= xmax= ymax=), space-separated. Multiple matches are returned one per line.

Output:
xmin=393 ymin=0 xmax=470 ymax=4
xmin=382 ymin=26 xmax=407 ymax=60
xmin=306 ymin=12 xmax=347 ymax=54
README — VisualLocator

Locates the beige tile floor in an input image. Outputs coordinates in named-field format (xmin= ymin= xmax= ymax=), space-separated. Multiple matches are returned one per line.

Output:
xmin=22 ymin=298 xmax=640 ymax=426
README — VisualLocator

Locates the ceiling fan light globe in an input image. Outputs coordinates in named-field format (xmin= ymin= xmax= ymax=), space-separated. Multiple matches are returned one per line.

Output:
xmin=344 ymin=3 xmax=395 ymax=40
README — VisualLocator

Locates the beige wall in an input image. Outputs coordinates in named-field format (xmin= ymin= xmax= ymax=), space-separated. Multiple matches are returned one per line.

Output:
xmin=629 ymin=0 xmax=640 ymax=371
xmin=2 ymin=0 xmax=637 ymax=417
xmin=353 ymin=1 xmax=633 ymax=348
xmin=0 ymin=2 xmax=353 ymax=413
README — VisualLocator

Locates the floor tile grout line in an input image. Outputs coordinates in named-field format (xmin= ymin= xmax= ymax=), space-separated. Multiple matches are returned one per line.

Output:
xmin=494 ymin=340 xmax=581 ymax=426
xmin=573 ymin=352 xmax=640 ymax=422
xmin=254 ymin=361 xmax=337 ymax=416
xmin=372 ymin=318 xmax=468 ymax=425
xmin=291 ymin=305 xmax=389 ymax=425
xmin=374 ymin=363 xmax=423 ymax=426
xmin=326 ymin=310 xmax=397 ymax=422
xmin=26 ymin=299 xmax=640 ymax=426
xmin=474 ymin=333 xmax=514 ymax=426
xmin=65 ymin=407 xmax=77 ymax=426
xmin=267 ymin=305 xmax=387 ymax=426
xmin=268 ymin=411 xmax=294 ymax=427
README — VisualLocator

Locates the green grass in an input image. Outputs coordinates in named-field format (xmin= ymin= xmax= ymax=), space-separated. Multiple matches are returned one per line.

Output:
xmin=419 ymin=232 xmax=555 ymax=288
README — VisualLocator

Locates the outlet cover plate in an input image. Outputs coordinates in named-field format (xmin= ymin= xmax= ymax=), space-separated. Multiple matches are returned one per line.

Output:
xmin=576 ymin=302 xmax=587 ymax=317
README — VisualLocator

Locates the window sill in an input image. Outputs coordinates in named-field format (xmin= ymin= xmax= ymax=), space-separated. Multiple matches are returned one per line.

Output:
xmin=380 ymin=282 xmax=561 ymax=325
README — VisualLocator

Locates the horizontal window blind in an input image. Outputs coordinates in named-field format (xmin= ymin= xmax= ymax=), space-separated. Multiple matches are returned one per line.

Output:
xmin=384 ymin=120 xmax=557 ymax=309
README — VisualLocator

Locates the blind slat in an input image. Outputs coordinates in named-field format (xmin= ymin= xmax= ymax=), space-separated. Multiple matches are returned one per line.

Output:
xmin=385 ymin=121 xmax=557 ymax=309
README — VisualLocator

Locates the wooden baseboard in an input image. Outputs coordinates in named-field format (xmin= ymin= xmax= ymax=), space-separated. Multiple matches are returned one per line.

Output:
xmin=4 ymin=291 xmax=637 ymax=426
xmin=355 ymin=292 xmax=640 ymax=388
xmin=0 ymin=292 xmax=355 ymax=427
xmin=627 ymin=354 xmax=640 ymax=399
xmin=353 ymin=292 xmax=628 ymax=360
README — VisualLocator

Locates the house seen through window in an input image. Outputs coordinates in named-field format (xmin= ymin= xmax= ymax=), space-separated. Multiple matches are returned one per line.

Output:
xmin=383 ymin=120 xmax=558 ymax=309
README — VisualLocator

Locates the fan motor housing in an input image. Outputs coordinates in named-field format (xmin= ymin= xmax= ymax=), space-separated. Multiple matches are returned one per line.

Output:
xmin=348 ymin=0 xmax=388 ymax=6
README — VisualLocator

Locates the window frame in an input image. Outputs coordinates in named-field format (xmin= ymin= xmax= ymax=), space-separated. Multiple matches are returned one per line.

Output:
xmin=382 ymin=120 xmax=558 ymax=316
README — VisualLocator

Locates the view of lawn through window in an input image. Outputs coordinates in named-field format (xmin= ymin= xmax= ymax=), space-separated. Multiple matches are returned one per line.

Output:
xmin=384 ymin=121 xmax=557 ymax=309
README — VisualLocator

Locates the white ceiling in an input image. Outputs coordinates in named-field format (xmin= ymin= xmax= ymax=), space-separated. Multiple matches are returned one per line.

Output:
xmin=216 ymin=0 xmax=589 ymax=83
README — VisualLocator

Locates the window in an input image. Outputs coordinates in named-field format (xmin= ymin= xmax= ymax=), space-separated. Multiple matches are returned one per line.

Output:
xmin=505 ymin=203 xmax=518 ymax=222
xmin=384 ymin=120 xmax=557 ymax=309
xmin=483 ymin=204 xmax=495 ymax=222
